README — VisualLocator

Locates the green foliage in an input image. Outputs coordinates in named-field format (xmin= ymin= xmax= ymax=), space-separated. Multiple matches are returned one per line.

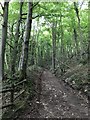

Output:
xmin=9 ymin=2 xmax=20 ymax=22
xmin=1 ymin=1 xmax=88 ymax=93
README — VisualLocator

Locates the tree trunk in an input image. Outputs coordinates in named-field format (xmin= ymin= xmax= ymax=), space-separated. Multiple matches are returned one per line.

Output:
xmin=31 ymin=39 xmax=35 ymax=65
xmin=11 ymin=2 xmax=23 ymax=76
xmin=88 ymin=1 xmax=90 ymax=116
xmin=0 ymin=2 xmax=9 ymax=80
xmin=60 ymin=17 xmax=65 ymax=74
xmin=0 ymin=2 xmax=9 ymax=118
xmin=52 ymin=22 xmax=56 ymax=72
xmin=73 ymin=28 xmax=79 ymax=60
xmin=74 ymin=2 xmax=83 ymax=59
xmin=88 ymin=1 xmax=90 ymax=90
xmin=19 ymin=2 xmax=33 ymax=80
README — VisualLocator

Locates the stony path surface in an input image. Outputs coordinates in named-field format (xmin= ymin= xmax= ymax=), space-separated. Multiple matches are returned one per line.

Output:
xmin=17 ymin=70 xmax=89 ymax=119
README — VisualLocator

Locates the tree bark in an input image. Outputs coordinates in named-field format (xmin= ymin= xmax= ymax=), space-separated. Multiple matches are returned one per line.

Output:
xmin=0 ymin=2 xmax=9 ymax=118
xmin=88 ymin=1 xmax=90 ymax=87
xmin=0 ymin=2 xmax=9 ymax=81
xmin=19 ymin=2 xmax=33 ymax=80
xmin=74 ymin=2 xmax=83 ymax=59
xmin=88 ymin=1 xmax=90 ymax=116
xmin=11 ymin=2 xmax=23 ymax=75
xmin=52 ymin=21 xmax=57 ymax=72
xmin=73 ymin=28 xmax=79 ymax=60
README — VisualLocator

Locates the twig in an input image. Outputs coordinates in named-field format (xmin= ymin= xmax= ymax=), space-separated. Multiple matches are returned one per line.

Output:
xmin=6 ymin=41 xmax=14 ymax=49
xmin=32 ymin=2 xmax=39 ymax=9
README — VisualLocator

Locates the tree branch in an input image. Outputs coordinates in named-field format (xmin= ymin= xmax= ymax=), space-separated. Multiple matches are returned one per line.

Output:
xmin=32 ymin=2 xmax=39 ymax=9
xmin=22 ymin=13 xmax=64 ymax=20
xmin=55 ymin=59 xmax=71 ymax=69
xmin=32 ymin=13 xmax=64 ymax=19
xmin=32 ymin=14 xmax=40 ymax=19
xmin=38 ymin=4 xmax=48 ymax=10
xmin=22 ymin=13 xmax=27 ymax=16
xmin=6 ymin=41 xmax=14 ymax=49
xmin=74 ymin=2 xmax=80 ymax=23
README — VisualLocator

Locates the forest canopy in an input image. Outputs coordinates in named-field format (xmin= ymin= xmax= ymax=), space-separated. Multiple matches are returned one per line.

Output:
xmin=0 ymin=0 xmax=89 ymax=78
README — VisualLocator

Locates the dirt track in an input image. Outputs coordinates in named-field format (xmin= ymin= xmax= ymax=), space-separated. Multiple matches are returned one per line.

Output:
xmin=17 ymin=70 xmax=89 ymax=119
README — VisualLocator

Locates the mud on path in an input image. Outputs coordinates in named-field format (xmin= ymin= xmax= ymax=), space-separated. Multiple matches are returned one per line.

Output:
xmin=17 ymin=70 xmax=89 ymax=119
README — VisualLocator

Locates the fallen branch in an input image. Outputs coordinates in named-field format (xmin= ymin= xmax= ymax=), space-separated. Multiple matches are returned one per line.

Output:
xmin=55 ymin=59 xmax=71 ymax=69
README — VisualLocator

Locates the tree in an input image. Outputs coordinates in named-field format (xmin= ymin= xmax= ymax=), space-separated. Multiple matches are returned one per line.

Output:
xmin=0 ymin=2 xmax=9 ymax=118
xmin=0 ymin=2 xmax=9 ymax=80
xmin=19 ymin=2 xmax=33 ymax=80
xmin=74 ymin=2 xmax=84 ymax=59
xmin=88 ymin=1 xmax=90 ymax=87
xmin=11 ymin=2 xmax=23 ymax=76
xmin=52 ymin=21 xmax=57 ymax=72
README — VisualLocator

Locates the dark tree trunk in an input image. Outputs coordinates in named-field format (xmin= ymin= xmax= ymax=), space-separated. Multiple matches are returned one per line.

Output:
xmin=88 ymin=1 xmax=90 ymax=94
xmin=88 ymin=1 xmax=90 ymax=116
xmin=0 ymin=2 xmax=9 ymax=117
xmin=74 ymin=2 xmax=83 ymax=59
xmin=73 ymin=28 xmax=79 ymax=60
xmin=0 ymin=2 xmax=9 ymax=80
xmin=52 ymin=22 xmax=57 ymax=72
xmin=19 ymin=2 xmax=33 ymax=80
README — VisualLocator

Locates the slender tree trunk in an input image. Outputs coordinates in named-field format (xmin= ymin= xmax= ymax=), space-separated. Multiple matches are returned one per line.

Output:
xmin=30 ymin=29 xmax=36 ymax=65
xmin=37 ymin=20 xmax=41 ymax=66
xmin=88 ymin=1 xmax=90 ymax=117
xmin=74 ymin=2 xmax=80 ymax=23
xmin=11 ymin=2 xmax=23 ymax=75
xmin=74 ymin=2 xmax=83 ymax=59
xmin=88 ymin=1 xmax=90 ymax=76
xmin=31 ymin=39 xmax=35 ymax=65
xmin=36 ymin=29 xmax=39 ymax=65
xmin=73 ymin=28 xmax=79 ymax=60
xmin=17 ymin=22 xmax=25 ymax=67
xmin=0 ymin=2 xmax=9 ymax=118
xmin=88 ymin=1 xmax=90 ymax=94
xmin=52 ymin=22 xmax=56 ymax=72
xmin=19 ymin=2 xmax=33 ymax=80
xmin=0 ymin=2 xmax=9 ymax=80
xmin=60 ymin=17 xmax=65 ymax=74
xmin=57 ymin=16 xmax=61 ymax=60
xmin=60 ymin=20 xmax=64 ymax=55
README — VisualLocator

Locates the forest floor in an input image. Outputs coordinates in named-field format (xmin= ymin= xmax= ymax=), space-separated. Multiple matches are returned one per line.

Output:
xmin=13 ymin=69 xmax=89 ymax=119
